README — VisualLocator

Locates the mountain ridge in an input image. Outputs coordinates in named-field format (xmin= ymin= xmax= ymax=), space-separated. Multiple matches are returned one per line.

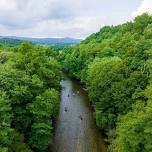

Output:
xmin=0 ymin=36 xmax=82 ymax=45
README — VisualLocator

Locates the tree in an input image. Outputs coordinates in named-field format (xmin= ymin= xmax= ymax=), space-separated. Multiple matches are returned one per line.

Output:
xmin=0 ymin=43 xmax=61 ymax=151
xmin=29 ymin=89 xmax=59 ymax=150
xmin=110 ymin=100 xmax=152 ymax=152
xmin=0 ymin=91 xmax=12 ymax=150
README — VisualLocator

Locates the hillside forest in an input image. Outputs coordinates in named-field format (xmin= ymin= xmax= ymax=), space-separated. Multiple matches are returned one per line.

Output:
xmin=0 ymin=43 xmax=61 ymax=152
xmin=1 ymin=13 xmax=152 ymax=152
xmin=61 ymin=13 xmax=152 ymax=152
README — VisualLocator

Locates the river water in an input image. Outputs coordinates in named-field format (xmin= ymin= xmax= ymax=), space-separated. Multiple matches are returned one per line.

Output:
xmin=49 ymin=76 xmax=107 ymax=152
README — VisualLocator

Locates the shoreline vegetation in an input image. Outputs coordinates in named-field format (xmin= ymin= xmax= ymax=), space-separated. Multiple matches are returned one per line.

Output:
xmin=60 ymin=13 xmax=152 ymax=152
xmin=0 ymin=43 xmax=62 ymax=152
xmin=0 ymin=13 xmax=152 ymax=152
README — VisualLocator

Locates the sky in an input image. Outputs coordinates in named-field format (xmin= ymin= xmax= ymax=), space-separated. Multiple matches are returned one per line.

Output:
xmin=0 ymin=0 xmax=151 ymax=39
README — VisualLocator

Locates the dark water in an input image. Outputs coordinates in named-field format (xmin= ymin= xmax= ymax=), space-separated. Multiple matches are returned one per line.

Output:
xmin=49 ymin=77 xmax=107 ymax=152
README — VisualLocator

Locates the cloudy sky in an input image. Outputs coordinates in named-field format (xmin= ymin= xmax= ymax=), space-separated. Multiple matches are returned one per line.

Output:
xmin=0 ymin=0 xmax=151 ymax=38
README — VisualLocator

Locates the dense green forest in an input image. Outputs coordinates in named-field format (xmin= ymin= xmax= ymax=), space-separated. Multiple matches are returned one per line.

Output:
xmin=1 ymin=13 xmax=152 ymax=152
xmin=60 ymin=13 xmax=152 ymax=151
xmin=0 ymin=38 xmax=24 ymax=46
xmin=0 ymin=43 xmax=61 ymax=152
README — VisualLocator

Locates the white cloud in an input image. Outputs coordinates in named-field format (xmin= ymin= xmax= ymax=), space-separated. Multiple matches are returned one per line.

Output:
xmin=0 ymin=0 xmax=107 ymax=38
xmin=0 ymin=0 xmax=72 ymax=28
xmin=132 ymin=0 xmax=152 ymax=17
xmin=0 ymin=0 xmax=17 ymax=11
xmin=0 ymin=0 xmax=141 ymax=38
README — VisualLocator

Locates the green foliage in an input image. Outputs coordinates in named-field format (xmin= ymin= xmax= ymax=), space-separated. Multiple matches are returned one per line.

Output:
xmin=110 ymin=101 xmax=152 ymax=152
xmin=0 ymin=38 xmax=23 ymax=46
xmin=11 ymin=131 xmax=32 ymax=152
xmin=0 ymin=148 xmax=8 ymax=152
xmin=30 ymin=89 xmax=59 ymax=120
xmin=0 ymin=91 xmax=13 ymax=147
xmin=29 ymin=89 xmax=59 ymax=150
xmin=0 ymin=43 xmax=61 ymax=151
xmin=29 ymin=123 xmax=52 ymax=151
xmin=62 ymin=13 xmax=152 ymax=151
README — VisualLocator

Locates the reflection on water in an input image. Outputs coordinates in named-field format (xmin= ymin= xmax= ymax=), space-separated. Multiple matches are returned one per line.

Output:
xmin=49 ymin=77 xmax=107 ymax=152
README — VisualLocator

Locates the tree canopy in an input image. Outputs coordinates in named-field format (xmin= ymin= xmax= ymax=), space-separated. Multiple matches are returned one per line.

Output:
xmin=62 ymin=13 xmax=152 ymax=152
xmin=0 ymin=43 xmax=61 ymax=151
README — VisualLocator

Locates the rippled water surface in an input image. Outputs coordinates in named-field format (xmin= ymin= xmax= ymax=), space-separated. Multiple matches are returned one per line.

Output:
xmin=49 ymin=77 xmax=107 ymax=152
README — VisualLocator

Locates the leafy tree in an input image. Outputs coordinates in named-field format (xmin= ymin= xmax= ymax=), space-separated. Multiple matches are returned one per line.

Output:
xmin=0 ymin=43 xmax=61 ymax=151
xmin=29 ymin=89 xmax=59 ymax=150
xmin=62 ymin=13 xmax=152 ymax=151
xmin=110 ymin=100 xmax=152 ymax=152
xmin=0 ymin=91 xmax=12 ymax=149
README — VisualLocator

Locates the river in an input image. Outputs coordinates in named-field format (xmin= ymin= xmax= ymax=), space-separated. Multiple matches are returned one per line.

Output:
xmin=49 ymin=76 xmax=107 ymax=152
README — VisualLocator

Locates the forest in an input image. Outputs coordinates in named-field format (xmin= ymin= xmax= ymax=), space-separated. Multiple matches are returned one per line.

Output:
xmin=1 ymin=13 xmax=152 ymax=152
xmin=0 ymin=38 xmax=23 ymax=47
xmin=60 ymin=13 xmax=152 ymax=152
xmin=0 ymin=43 xmax=61 ymax=152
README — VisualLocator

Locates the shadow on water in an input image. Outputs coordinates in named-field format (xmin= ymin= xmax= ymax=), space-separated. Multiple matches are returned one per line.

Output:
xmin=48 ymin=76 xmax=107 ymax=152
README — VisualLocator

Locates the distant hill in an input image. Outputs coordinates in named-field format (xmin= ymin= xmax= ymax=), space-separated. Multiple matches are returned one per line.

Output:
xmin=0 ymin=38 xmax=23 ymax=46
xmin=0 ymin=36 xmax=82 ymax=46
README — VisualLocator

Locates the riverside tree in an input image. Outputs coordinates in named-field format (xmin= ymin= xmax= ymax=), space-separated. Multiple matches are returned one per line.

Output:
xmin=62 ymin=13 xmax=152 ymax=151
xmin=0 ymin=42 xmax=61 ymax=151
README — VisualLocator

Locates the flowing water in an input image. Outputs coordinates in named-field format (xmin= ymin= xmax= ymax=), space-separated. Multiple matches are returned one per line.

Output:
xmin=49 ymin=76 xmax=107 ymax=152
